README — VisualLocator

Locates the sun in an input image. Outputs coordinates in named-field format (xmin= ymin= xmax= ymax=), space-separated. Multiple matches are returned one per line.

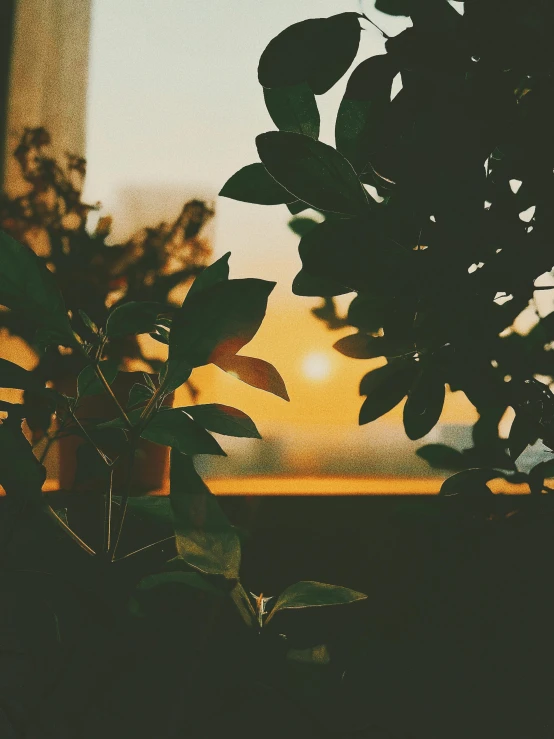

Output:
xmin=301 ymin=352 xmax=332 ymax=381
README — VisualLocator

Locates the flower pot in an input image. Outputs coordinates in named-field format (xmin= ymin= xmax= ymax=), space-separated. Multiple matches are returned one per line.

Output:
xmin=55 ymin=372 xmax=173 ymax=494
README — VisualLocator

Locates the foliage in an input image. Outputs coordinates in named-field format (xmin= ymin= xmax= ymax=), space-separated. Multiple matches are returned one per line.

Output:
xmin=0 ymin=128 xmax=214 ymax=412
xmin=221 ymin=1 xmax=554 ymax=494
xmin=0 ymin=228 xmax=366 ymax=735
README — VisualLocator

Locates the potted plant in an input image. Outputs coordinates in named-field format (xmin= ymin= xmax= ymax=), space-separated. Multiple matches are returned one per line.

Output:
xmin=0 ymin=227 xmax=367 ymax=737
xmin=1 ymin=127 xmax=215 ymax=490
xmin=220 ymin=0 xmax=554 ymax=500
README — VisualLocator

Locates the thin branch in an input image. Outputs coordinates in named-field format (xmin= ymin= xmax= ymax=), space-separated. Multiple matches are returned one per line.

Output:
xmin=113 ymin=535 xmax=175 ymax=563
xmin=109 ymin=443 xmax=137 ymax=561
xmin=44 ymin=505 xmax=95 ymax=556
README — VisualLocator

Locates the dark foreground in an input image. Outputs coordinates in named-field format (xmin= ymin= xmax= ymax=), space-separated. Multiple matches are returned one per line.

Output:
xmin=1 ymin=493 xmax=553 ymax=739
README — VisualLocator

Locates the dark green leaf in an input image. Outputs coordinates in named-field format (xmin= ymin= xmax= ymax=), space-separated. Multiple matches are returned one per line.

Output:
xmin=416 ymin=444 xmax=465 ymax=470
xmin=403 ymin=365 xmax=445 ymax=440
xmin=334 ymin=333 xmax=414 ymax=359
xmin=219 ymin=164 xmax=295 ymax=205
xmin=169 ymin=278 xmax=275 ymax=367
xmin=186 ymin=253 xmax=230 ymax=300
xmin=142 ymin=408 xmax=226 ymax=456
xmin=258 ymin=13 xmax=362 ymax=95
xmin=267 ymin=580 xmax=367 ymax=622
xmin=170 ymin=451 xmax=241 ymax=578
xmin=439 ymin=468 xmax=499 ymax=497
xmin=375 ymin=0 xmax=410 ymax=16
xmin=264 ymin=83 xmax=320 ymax=138
xmin=292 ymin=269 xmax=350 ymax=298
xmin=256 ymin=131 xmax=369 ymax=216
xmin=159 ymin=360 xmax=193 ymax=395
xmin=347 ymin=294 xmax=386 ymax=333
xmin=287 ymin=200 xmax=310 ymax=215
xmin=0 ymin=358 xmax=43 ymax=391
xmin=183 ymin=404 xmax=261 ymax=438
xmin=288 ymin=217 xmax=320 ymax=237
xmin=126 ymin=496 xmax=173 ymax=525
xmin=336 ymin=55 xmax=398 ymax=171
xmin=128 ymin=383 xmax=154 ymax=409
xmin=508 ymin=412 xmax=538 ymax=461
xmin=78 ymin=309 xmax=98 ymax=335
xmin=0 ymin=416 xmax=45 ymax=499
xmin=359 ymin=362 xmax=417 ymax=424
xmin=0 ymin=230 xmax=75 ymax=347
xmin=74 ymin=443 xmax=110 ymax=490
xmin=213 ymin=354 xmax=289 ymax=401
xmin=77 ymin=360 xmax=119 ymax=399
xmin=106 ymin=301 xmax=163 ymax=338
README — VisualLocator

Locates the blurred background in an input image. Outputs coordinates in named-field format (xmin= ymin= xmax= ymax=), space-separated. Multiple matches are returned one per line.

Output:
xmin=0 ymin=0 xmax=481 ymax=488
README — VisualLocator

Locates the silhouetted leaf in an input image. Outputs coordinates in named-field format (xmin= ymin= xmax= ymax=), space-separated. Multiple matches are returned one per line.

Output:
xmin=288 ymin=217 xmax=320 ymax=237
xmin=159 ymin=360 xmax=192 ymax=395
xmin=375 ymin=0 xmax=410 ymax=15
xmin=334 ymin=333 xmax=414 ymax=359
xmin=439 ymin=468 xmax=499 ymax=497
xmin=213 ymin=354 xmax=289 ymax=401
xmin=77 ymin=360 xmax=119 ymax=399
xmin=170 ymin=451 xmax=241 ymax=578
xmin=219 ymin=163 xmax=295 ymax=205
xmin=508 ymin=412 xmax=538 ymax=461
xmin=336 ymin=54 xmax=398 ymax=171
xmin=266 ymin=581 xmax=367 ymax=622
xmin=136 ymin=571 xmax=224 ymax=597
xmin=169 ymin=278 xmax=275 ymax=367
xmin=125 ymin=496 xmax=173 ymax=525
xmin=359 ymin=362 xmax=416 ymax=424
xmin=403 ymin=365 xmax=445 ymax=440
xmin=0 ymin=358 xmax=43 ymax=391
xmin=416 ymin=444 xmax=465 ymax=470
xmin=287 ymin=201 xmax=310 ymax=215
xmin=258 ymin=13 xmax=362 ymax=94
xmin=293 ymin=269 xmax=350 ymax=298
xmin=264 ymin=83 xmax=320 ymax=138
xmin=256 ymin=132 xmax=369 ymax=216
xmin=106 ymin=301 xmax=163 ymax=338
xmin=186 ymin=253 xmax=230 ymax=299
xmin=0 ymin=230 xmax=75 ymax=347
xmin=0 ymin=416 xmax=45 ymax=499
xmin=142 ymin=409 xmax=226 ymax=456
xmin=183 ymin=404 xmax=261 ymax=438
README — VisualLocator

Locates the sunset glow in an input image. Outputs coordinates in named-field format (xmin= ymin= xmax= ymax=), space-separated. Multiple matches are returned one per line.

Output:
xmin=301 ymin=352 xmax=332 ymax=382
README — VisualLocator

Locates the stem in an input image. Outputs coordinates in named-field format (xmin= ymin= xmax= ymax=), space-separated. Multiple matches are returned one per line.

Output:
xmin=103 ymin=469 xmax=114 ymax=555
xmin=108 ymin=442 xmax=137 ymax=561
xmin=45 ymin=505 xmax=95 ymax=556
xmin=94 ymin=362 xmax=132 ymax=429
xmin=113 ymin=535 xmax=175 ymax=563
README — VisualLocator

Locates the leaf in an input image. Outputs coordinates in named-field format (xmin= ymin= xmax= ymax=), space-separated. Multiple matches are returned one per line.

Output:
xmin=74 ymin=443 xmax=111 ymax=490
xmin=287 ymin=201 xmax=310 ymax=215
xmin=288 ymin=217 xmax=320 ymax=237
xmin=375 ymin=0 xmax=410 ymax=16
xmin=136 ymin=571 xmax=225 ymax=597
xmin=266 ymin=581 xmax=367 ymax=622
xmin=142 ymin=409 xmax=226 ymax=456
xmin=213 ymin=354 xmax=289 ymax=401
xmin=219 ymin=164 xmax=295 ymax=205
xmin=264 ymin=83 xmax=320 ymax=138
xmin=183 ymin=404 xmax=261 ymax=438
xmin=508 ymin=412 xmax=538 ymax=461
xmin=359 ymin=362 xmax=417 ymax=424
xmin=125 ymin=496 xmax=173 ymax=525
xmin=186 ymin=252 xmax=230 ymax=300
xmin=127 ymin=383 xmax=154 ymax=409
xmin=0 ymin=230 xmax=75 ymax=347
xmin=292 ymin=269 xmax=350 ymax=298
xmin=0 ymin=358 xmax=44 ymax=391
xmin=256 ymin=131 xmax=369 ymax=216
xmin=169 ymin=278 xmax=275 ymax=367
xmin=258 ymin=13 xmax=362 ymax=95
xmin=170 ymin=451 xmax=241 ymax=578
xmin=106 ymin=301 xmax=163 ymax=338
xmin=0 ymin=416 xmax=46 ymax=499
xmin=403 ymin=365 xmax=445 ymax=440
xmin=416 ymin=444 xmax=465 ymax=471
xmin=77 ymin=360 xmax=119 ymax=399
xmin=334 ymin=333 xmax=413 ymax=359
xmin=439 ymin=468 xmax=499 ymax=498
xmin=336 ymin=54 xmax=398 ymax=171
xmin=159 ymin=360 xmax=193 ymax=395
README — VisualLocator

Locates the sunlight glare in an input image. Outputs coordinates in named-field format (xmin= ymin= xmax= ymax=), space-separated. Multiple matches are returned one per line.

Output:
xmin=301 ymin=352 xmax=332 ymax=382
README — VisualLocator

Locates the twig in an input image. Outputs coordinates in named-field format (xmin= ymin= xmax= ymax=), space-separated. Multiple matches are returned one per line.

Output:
xmin=113 ymin=535 xmax=175 ymax=563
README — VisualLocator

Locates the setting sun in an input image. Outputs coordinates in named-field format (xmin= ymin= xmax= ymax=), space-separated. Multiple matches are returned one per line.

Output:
xmin=301 ymin=352 xmax=332 ymax=381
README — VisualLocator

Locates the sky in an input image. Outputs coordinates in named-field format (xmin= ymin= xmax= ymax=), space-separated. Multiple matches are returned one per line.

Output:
xmin=83 ymin=0 xmax=476 ymax=475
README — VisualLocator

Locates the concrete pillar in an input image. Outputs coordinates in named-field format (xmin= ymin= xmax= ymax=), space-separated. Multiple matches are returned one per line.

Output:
xmin=3 ymin=0 xmax=92 ymax=194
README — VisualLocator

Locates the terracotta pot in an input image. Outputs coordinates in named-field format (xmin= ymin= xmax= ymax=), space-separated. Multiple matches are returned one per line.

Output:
xmin=55 ymin=372 xmax=173 ymax=494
